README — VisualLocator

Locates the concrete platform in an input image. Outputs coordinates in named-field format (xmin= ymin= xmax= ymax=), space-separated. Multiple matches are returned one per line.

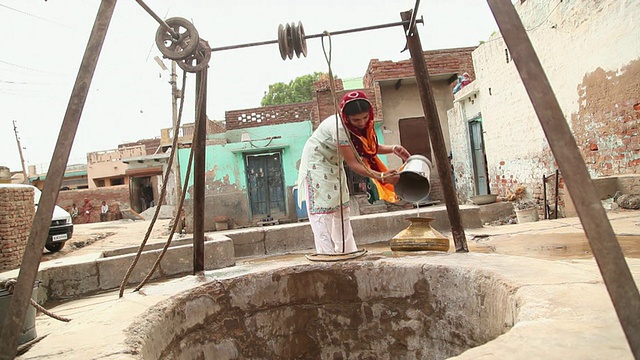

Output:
xmin=7 ymin=209 xmax=640 ymax=359
xmin=17 ymin=248 xmax=640 ymax=359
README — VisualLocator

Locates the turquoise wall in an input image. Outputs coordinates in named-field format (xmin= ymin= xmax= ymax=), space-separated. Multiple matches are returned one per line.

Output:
xmin=177 ymin=120 xmax=395 ymax=199
xmin=178 ymin=121 xmax=312 ymax=199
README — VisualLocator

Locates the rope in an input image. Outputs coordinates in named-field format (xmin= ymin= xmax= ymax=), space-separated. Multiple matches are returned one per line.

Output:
xmin=320 ymin=32 xmax=346 ymax=253
xmin=320 ymin=32 xmax=381 ymax=252
xmin=133 ymin=89 xmax=198 ymax=291
xmin=2 ymin=279 xmax=71 ymax=323
xmin=118 ymin=68 xmax=189 ymax=298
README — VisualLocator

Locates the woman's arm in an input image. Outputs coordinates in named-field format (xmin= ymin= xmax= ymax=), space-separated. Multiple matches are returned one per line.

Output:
xmin=378 ymin=144 xmax=411 ymax=161
xmin=339 ymin=145 xmax=399 ymax=184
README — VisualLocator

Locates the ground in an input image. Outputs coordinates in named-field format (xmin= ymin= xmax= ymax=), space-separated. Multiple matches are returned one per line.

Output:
xmin=41 ymin=218 xmax=174 ymax=261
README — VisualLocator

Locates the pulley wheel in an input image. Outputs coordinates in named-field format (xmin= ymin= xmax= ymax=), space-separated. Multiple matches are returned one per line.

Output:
xmin=285 ymin=23 xmax=295 ymax=60
xmin=155 ymin=17 xmax=200 ymax=60
xmin=177 ymin=39 xmax=211 ymax=73
xmin=293 ymin=21 xmax=307 ymax=58
xmin=277 ymin=24 xmax=288 ymax=61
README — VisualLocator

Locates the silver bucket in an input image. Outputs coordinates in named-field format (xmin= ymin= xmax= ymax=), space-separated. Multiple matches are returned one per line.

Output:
xmin=395 ymin=155 xmax=432 ymax=202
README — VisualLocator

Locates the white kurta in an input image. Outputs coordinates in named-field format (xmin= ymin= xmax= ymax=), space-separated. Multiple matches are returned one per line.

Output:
xmin=297 ymin=115 xmax=351 ymax=215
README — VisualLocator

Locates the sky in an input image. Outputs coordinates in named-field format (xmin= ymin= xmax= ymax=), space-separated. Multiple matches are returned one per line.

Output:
xmin=0 ymin=0 xmax=498 ymax=174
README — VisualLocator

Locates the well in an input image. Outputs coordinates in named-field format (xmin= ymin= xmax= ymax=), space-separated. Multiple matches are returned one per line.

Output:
xmin=129 ymin=261 xmax=516 ymax=360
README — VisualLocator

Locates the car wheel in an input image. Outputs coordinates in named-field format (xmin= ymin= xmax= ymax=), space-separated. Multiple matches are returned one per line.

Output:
xmin=45 ymin=242 xmax=65 ymax=253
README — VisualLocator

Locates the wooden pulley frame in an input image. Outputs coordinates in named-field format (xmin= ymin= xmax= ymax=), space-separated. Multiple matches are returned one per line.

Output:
xmin=177 ymin=39 xmax=211 ymax=73
xmin=277 ymin=21 xmax=308 ymax=60
xmin=155 ymin=17 xmax=200 ymax=60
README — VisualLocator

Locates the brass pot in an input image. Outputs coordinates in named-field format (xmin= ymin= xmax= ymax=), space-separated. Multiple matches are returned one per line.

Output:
xmin=390 ymin=217 xmax=450 ymax=252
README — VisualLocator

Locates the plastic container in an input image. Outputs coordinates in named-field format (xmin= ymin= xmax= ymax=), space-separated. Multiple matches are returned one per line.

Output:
xmin=293 ymin=186 xmax=308 ymax=221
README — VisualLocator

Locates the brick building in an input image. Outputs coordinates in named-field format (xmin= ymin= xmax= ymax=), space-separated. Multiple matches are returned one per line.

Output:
xmin=447 ymin=0 xmax=640 ymax=216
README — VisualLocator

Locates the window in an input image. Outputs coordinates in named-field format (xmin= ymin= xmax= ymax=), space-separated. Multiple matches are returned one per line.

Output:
xmin=111 ymin=177 xmax=124 ymax=186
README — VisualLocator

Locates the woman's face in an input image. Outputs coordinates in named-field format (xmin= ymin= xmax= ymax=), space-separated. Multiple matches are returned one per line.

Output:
xmin=347 ymin=112 xmax=369 ymax=129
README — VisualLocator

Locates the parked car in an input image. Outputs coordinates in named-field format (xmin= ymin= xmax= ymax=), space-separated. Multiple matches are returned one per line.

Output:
xmin=0 ymin=184 xmax=73 ymax=252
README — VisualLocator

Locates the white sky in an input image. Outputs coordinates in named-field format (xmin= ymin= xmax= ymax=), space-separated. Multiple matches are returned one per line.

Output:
xmin=0 ymin=0 xmax=498 ymax=173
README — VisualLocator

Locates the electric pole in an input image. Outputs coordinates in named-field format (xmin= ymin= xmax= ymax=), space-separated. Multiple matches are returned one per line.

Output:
xmin=12 ymin=120 xmax=29 ymax=184
xmin=155 ymin=56 xmax=184 ymax=232
xmin=170 ymin=60 xmax=184 ymax=232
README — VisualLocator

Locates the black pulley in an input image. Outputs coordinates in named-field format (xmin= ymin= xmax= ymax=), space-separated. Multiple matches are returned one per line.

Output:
xmin=293 ymin=21 xmax=307 ymax=58
xmin=155 ymin=17 xmax=199 ymax=60
xmin=277 ymin=24 xmax=288 ymax=60
xmin=285 ymin=23 xmax=294 ymax=60
xmin=177 ymin=39 xmax=211 ymax=73
xmin=278 ymin=21 xmax=307 ymax=61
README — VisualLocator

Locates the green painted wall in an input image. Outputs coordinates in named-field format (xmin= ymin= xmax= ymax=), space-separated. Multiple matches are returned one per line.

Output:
xmin=177 ymin=120 xmax=398 ymax=199
xmin=178 ymin=121 xmax=312 ymax=199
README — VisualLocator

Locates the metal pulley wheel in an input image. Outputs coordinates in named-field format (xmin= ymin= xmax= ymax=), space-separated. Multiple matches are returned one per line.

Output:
xmin=285 ymin=23 xmax=294 ymax=59
xmin=292 ymin=21 xmax=307 ymax=58
xmin=177 ymin=39 xmax=211 ymax=73
xmin=277 ymin=24 xmax=289 ymax=60
xmin=277 ymin=21 xmax=307 ymax=60
xmin=155 ymin=17 xmax=200 ymax=60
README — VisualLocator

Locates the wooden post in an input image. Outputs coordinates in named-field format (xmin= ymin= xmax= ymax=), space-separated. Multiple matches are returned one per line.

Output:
xmin=487 ymin=1 xmax=640 ymax=356
xmin=192 ymin=66 xmax=207 ymax=273
xmin=0 ymin=1 xmax=117 ymax=358
xmin=400 ymin=10 xmax=468 ymax=252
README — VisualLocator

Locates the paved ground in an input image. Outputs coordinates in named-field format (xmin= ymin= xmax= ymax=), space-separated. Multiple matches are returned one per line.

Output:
xmin=41 ymin=218 xmax=174 ymax=261
xmin=13 ymin=208 xmax=640 ymax=359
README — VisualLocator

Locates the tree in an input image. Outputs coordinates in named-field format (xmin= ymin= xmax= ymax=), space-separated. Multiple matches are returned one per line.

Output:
xmin=261 ymin=72 xmax=328 ymax=106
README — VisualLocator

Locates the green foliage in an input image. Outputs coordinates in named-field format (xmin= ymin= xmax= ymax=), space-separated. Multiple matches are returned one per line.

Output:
xmin=261 ymin=72 xmax=327 ymax=106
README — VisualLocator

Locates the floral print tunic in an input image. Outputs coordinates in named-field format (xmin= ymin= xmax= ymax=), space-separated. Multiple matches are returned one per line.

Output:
xmin=297 ymin=115 xmax=351 ymax=214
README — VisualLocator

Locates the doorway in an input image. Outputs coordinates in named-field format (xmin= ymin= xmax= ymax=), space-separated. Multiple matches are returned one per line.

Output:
xmin=469 ymin=117 xmax=490 ymax=195
xmin=398 ymin=117 xmax=432 ymax=160
xmin=245 ymin=151 xmax=286 ymax=220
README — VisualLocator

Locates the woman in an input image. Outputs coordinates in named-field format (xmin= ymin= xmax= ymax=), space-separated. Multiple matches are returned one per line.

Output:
xmin=297 ymin=91 xmax=411 ymax=254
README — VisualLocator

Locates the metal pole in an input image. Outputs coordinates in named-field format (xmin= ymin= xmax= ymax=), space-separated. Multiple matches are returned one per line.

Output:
xmin=554 ymin=169 xmax=559 ymax=220
xmin=210 ymin=18 xmax=424 ymax=52
xmin=170 ymin=61 xmax=183 ymax=231
xmin=486 ymin=1 xmax=640 ymax=356
xmin=543 ymin=174 xmax=548 ymax=220
xmin=192 ymin=66 xmax=207 ymax=273
xmin=134 ymin=0 xmax=179 ymax=39
xmin=400 ymin=10 xmax=468 ymax=252
xmin=0 ymin=1 xmax=117 ymax=358
xmin=12 ymin=120 xmax=29 ymax=184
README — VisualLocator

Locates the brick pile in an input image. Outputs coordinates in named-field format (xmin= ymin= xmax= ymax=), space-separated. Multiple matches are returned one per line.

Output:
xmin=0 ymin=187 xmax=34 ymax=271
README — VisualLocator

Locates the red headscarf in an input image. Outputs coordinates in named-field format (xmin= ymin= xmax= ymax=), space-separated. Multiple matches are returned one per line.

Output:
xmin=339 ymin=91 xmax=398 ymax=202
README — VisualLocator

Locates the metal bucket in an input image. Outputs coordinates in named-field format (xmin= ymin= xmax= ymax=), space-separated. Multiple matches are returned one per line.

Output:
xmin=0 ymin=280 xmax=39 ymax=345
xmin=395 ymin=155 xmax=432 ymax=203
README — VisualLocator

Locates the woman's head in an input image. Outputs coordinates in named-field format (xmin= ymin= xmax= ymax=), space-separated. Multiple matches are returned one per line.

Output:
xmin=340 ymin=91 xmax=374 ymax=130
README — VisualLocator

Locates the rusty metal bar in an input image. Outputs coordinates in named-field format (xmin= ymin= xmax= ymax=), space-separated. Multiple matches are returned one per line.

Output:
xmin=400 ymin=10 xmax=468 ymax=252
xmin=554 ymin=169 xmax=559 ymax=219
xmin=210 ymin=18 xmax=423 ymax=52
xmin=0 ymin=1 xmax=117 ymax=358
xmin=134 ymin=0 xmax=179 ymax=39
xmin=486 ymin=0 xmax=640 ymax=356
xmin=192 ymin=66 xmax=207 ymax=273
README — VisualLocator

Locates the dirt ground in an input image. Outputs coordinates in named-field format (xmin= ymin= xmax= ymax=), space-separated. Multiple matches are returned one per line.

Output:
xmin=40 ymin=209 xmax=640 ymax=263
xmin=41 ymin=218 xmax=174 ymax=262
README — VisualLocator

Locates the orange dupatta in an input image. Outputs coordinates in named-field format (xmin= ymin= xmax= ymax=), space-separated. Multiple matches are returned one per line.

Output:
xmin=340 ymin=91 xmax=398 ymax=203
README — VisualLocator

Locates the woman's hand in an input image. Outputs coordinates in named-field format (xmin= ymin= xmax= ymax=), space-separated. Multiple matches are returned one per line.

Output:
xmin=392 ymin=145 xmax=411 ymax=161
xmin=380 ymin=170 xmax=400 ymax=185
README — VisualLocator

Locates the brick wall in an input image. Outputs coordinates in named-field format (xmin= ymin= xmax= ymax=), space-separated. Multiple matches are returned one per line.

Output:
xmin=56 ymin=185 xmax=130 ymax=223
xmin=449 ymin=0 xmax=640 ymax=215
xmin=363 ymin=47 xmax=477 ymax=88
xmin=312 ymin=88 xmax=377 ymax=128
xmin=0 ymin=187 xmax=34 ymax=271
xmin=119 ymin=138 xmax=161 ymax=155
xmin=225 ymin=102 xmax=313 ymax=131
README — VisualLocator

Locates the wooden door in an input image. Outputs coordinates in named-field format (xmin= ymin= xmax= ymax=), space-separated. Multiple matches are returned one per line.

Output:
xmin=245 ymin=152 xmax=286 ymax=220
